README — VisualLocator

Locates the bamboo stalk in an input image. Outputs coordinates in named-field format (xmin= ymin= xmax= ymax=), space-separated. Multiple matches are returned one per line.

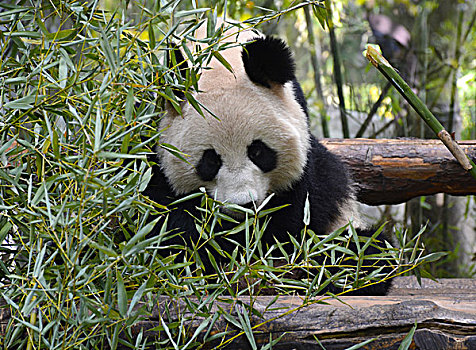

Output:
xmin=448 ymin=8 xmax=464 ymax=132
xmin=325 ymin=0 xmax=349 ymax=138
xmin=364 ymin=44 xmax=476 ymax=180
xmin=304 ymin=6 xmax=329 ymax=138
xmin=443 ymin=7 xmax=464 ymax=240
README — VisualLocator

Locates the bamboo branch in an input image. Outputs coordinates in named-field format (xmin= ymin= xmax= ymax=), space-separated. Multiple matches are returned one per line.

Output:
xmin=364 ymin=45 xmax=476 ymax=180
xmin=355 ymin=82 xmax=392 ymax=138
xmin=369 ymin=112 xmax=402 ymax=139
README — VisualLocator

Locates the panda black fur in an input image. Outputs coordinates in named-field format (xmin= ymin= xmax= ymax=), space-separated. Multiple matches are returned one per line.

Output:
xmin=144 ymin=25 xmax=390 ymax=295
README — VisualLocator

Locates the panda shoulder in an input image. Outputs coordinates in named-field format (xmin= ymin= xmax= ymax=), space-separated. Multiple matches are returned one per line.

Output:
xmin=309 ymin=137 xmax=348 ymax=173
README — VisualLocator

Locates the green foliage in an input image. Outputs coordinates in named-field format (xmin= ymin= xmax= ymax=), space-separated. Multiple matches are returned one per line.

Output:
xmin=0 ymin=1 xmax=436 ymax=349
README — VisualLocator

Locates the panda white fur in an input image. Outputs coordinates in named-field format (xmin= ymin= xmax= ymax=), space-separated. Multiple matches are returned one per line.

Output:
xmin=144 ymin=23 xmax=389 ymax=294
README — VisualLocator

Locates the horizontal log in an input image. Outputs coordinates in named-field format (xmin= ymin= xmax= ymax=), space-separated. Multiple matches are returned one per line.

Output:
xmin=1 ymin=278 xmax=475 ymax=349
xmin=321 ymin=138 xmax=476 ymax=205
xmin=133 ymin=277 xmax=476 ymax=349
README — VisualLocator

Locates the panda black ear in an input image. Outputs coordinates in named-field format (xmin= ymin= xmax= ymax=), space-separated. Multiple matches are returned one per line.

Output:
xmin=166 ymin=44 xmax=189 ymax=99
xmin=242 ymin=36 xmax=296 ymax=88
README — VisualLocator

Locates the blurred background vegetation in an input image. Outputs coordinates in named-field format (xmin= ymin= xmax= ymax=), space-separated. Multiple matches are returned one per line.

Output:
xmin=0 ymin=0 xmax=474 ymax=348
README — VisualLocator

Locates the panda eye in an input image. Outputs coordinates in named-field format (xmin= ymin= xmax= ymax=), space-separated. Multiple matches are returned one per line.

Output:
xmin=247 ymin=139 xmax=277 ymax=173
xmin=196 ymin=149 xmax=222 ymax=181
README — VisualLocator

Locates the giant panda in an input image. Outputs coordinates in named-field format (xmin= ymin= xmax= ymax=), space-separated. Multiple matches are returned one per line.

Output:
xmin=143 ymin=22 xmax=390 ymax=295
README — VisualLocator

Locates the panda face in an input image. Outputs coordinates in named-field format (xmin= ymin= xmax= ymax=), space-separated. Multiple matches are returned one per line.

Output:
xmin=158 ymin=79 xmax=309 ymax=207
xmin=157 ymin=27 xmax=310 ymax=207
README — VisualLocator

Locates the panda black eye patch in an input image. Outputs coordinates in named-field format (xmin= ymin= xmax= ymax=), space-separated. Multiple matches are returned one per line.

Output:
xmin=196 ymin=149 xmax=222 ymax=181
xmin=247 ymin=140 xmax=277 ymax=173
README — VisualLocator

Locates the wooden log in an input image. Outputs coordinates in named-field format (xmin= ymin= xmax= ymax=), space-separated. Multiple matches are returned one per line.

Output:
xmin=1 ymin=278 xmax=475 ymax=349
xmin=124 ymin=277 xmax=476 ymax=349
xmin=321 ymin=138 xmax=476 ymax=205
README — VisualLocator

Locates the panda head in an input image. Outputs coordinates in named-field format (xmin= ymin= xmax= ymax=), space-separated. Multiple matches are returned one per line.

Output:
xmin=158 ymin=28 xmax=310 ymax=208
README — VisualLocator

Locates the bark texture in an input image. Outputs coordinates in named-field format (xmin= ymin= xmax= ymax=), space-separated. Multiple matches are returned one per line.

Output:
xmin=321 ymin=138 xmax=476 ymax=205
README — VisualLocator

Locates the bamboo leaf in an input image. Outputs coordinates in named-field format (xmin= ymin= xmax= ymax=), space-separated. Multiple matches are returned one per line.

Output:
xmin=99 ymin=26 xmax=117 ymax=72
xmin=312 ymin=3 xmax=327 ymax=29
xmin=123 ymin=217 xmax=161 ymax=254
xmin=416 ymin=252 xmax=448 ymax=263
xmin=185 ymin=92 xmax=204 ymax=117
xmin=94 ymin=106 xmax=103 ymax=152
xmin=127 ymin=278 xmax=148 ymax=316
xmin=175 ymin=8 xmax=210 ymax=18
xmin=4 ymin=95 xmax=45 ymax=109
xmin=59 ymin=56 xmax=68 ymax=89
xmin=148 ymin=22 xmax=156 ymax=50
xmin=116 ymin=269 xmax=128 ymax=318
xmin=88 ymin=241 xmax=119 ymax=258
xmin=125 ymin=88 xmax=135 ymax=123
xmin=46 ymin=29 xmax=77 ymax=42
xmin=235 ymin=304 xmax=257 ymax=350
xmin=212 ymin=50 xmax=234 ymax=75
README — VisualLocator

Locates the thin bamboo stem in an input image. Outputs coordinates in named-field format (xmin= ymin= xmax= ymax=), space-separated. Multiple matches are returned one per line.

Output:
xmin=443 ymin=7 xmax=464 ymax=239
xmin=369 ymin=112 xmax=403 ymax=139
xmin=325 ymin=0 xmax=349 ymax=138
xmin=304 ymin=6 xmax=329 ymax=138
xmin=365 ymin=44 xmax=476 ymax=180
xmin=448 ymin=8 xmax=464 ymax=131
xmin=355 ymin=82 xmax=391 ymax=138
